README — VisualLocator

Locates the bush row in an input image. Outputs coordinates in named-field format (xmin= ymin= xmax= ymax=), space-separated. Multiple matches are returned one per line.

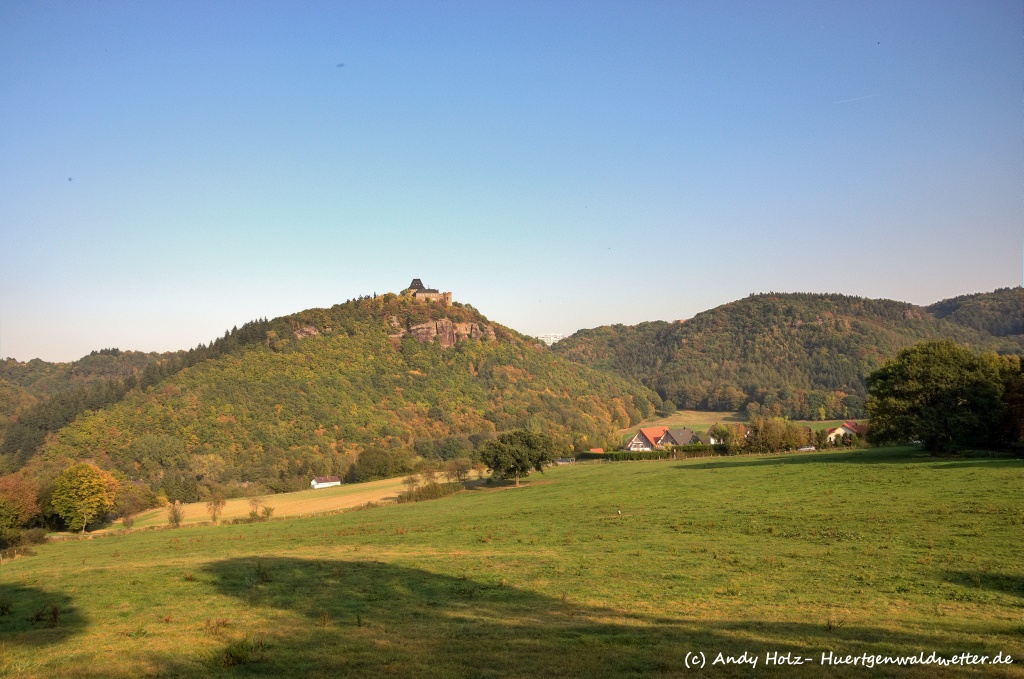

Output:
xmin=395 ymin=482 xmax=463 ymax=504
xmin=577 ymin=444 xmax=726 ymax=462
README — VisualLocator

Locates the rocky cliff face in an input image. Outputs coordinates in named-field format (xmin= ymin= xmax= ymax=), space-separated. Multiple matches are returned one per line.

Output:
xmin=389 ymin=317 xmax=496 ymax=348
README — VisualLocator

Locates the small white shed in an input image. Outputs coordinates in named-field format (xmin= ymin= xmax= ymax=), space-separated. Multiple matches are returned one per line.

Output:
xmin=310 ymin=476 xmax=342 ymax=489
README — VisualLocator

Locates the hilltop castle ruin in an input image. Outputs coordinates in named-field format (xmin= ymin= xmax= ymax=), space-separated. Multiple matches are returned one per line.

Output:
xmin=404 ymin=279 xmax=452 ymax=304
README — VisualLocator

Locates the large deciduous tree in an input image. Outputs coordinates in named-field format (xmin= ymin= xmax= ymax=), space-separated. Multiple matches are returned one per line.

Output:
xmin=50 ymin=463 xmax=120 ymax=532
xmin=866 ymin=341 xmax=1012 ymax=452
xmin=480 ymin=431 xmax=558 ymax=486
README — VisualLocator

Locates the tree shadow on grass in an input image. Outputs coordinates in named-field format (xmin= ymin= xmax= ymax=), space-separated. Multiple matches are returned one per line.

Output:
xmin=943 ymin=570 xmax=1024 ymax=599
xmin=133 ymin=557 xmax=1019 ymax=678
xmin=928 ymin=459 xmax=1023 ymax=470
xmin=0 ymin=582 xmax=86 ymax=647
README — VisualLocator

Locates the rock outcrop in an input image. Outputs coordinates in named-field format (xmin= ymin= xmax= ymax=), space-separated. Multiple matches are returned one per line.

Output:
xmin=391 ymin=318 xmax=496 ymax=347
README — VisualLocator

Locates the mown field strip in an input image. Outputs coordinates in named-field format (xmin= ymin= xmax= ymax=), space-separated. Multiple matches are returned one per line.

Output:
xmin=124 ymin=476 xmax=408 ymax=528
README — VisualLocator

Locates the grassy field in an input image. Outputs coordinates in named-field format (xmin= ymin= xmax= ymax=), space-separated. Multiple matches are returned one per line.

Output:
xmin=1 ymin=447 xmax=1022 ymax=677
xmin=622 ymin=409 xmax=866 ymax=434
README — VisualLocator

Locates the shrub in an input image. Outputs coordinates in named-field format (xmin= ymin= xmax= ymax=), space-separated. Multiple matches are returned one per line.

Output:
xmin=20 ymin=528 xmax=47 ymax=544
xmin=218 ymin=636 xmax=266 ymax=667
xmin=396 ymin=482 xmax=462 ymax=504
xmin=167 ymin=502 xmax=183 ymax=528
xmin=248 ymin=496 xmax=265 ymax=521
xmin=206 ymin=495 xmax=226 ymax=523
xmin=0 ymin=526 xmax=48 ymax=551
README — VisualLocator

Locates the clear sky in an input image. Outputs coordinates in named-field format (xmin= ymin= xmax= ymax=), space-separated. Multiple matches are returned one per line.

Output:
xmin=1 ymin=1 xmax=1021 ymax=362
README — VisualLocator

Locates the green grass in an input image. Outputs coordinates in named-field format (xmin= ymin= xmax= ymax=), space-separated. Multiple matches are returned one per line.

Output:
xmin=1 ymin=447 xmax=1022 ymax=677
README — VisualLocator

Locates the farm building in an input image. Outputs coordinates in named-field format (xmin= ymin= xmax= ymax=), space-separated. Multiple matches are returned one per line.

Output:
xmin=310 ymin=476 xmax=342 ymax=489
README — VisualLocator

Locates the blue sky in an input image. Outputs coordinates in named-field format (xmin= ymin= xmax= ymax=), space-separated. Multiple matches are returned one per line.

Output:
xmin=1 ymin=1 xmax=1021 ymax=361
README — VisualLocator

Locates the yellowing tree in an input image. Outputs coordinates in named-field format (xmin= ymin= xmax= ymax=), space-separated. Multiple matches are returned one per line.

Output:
xmin=51 ymin=463 xmax=120 ymax=532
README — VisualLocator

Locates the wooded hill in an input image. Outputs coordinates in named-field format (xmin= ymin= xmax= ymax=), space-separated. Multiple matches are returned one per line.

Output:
xmin=0 ymin=350 xmax=168 ymax=448
xmin=552 ymin=289 xmax=1023 ymax=420
xmin=5 ymin=294 xmax=657 ymax=498
xmin=926 ymin=286 xmax=1023 ymax=337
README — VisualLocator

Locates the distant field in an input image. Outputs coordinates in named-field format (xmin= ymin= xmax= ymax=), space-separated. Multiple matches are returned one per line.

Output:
xmin=2 ymin=447 xmax=1021 ymax=678
xmin=118 ymin=477 xmax=409 ymax=530
xmin=618 ymin=409 xmax=745 ymax=433
xmin=621 ymin=409 xmax=865 ymax=435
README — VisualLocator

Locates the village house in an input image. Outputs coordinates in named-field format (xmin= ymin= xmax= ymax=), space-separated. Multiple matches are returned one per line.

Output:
xmin=826 ymin=421 xmax=868 ymax=444
xmin=310 ymin=476 xmax=342 ymax=490
xmin=659 ymin=428 xmax=699 ymax=446
xmin=624 ymin=426 xmax=718 ymax=451
xmin=624 ymin=427 xmax=669 ymax=451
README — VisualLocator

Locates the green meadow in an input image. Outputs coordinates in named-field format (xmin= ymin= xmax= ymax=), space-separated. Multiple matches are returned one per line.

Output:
xmin=1 ymin=447 xmax=1022 ymax=677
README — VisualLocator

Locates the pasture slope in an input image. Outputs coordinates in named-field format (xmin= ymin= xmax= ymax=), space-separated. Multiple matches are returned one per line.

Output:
xmin=1 ymin=447 xmax=1021 ymax=678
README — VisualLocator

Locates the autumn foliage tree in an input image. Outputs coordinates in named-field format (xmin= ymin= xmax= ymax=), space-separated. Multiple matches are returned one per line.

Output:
xmin=50 ymin=463 xmax=120 ymax=532
xmin=0 ymin=474 xmax=40 ymax=530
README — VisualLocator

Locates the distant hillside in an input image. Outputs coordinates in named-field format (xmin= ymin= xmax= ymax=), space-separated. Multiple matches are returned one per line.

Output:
xmin=552 ymin=290 xmax=1023 ymax=420
xmin=0 ymin=350 xmax=166 ymax=448
xmin=16 ymin=294 xmax=657 ymax=496
xmin=926 ymin=287 xmax=1022 ymax=337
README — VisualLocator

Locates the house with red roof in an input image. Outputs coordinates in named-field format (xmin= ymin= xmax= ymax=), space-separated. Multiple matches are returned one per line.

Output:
xmin=826 ymin=421 xmax=868 ymax=444
xmin=624 ymin=427 xmax=669 ymax=451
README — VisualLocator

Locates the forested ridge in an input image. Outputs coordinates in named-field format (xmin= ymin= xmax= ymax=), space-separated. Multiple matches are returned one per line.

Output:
xmin=0 ymin=325 xmax=277 ymax=472
xmin=5 ymin=294 xmax=657 ymax=500
xmin=553 ymin=289 xmax=1023 ymax=420
xmin=926 ymin=286 xmax=1023 ymax=337
xmin=0 ymin=350 xmax=169 ymax=455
